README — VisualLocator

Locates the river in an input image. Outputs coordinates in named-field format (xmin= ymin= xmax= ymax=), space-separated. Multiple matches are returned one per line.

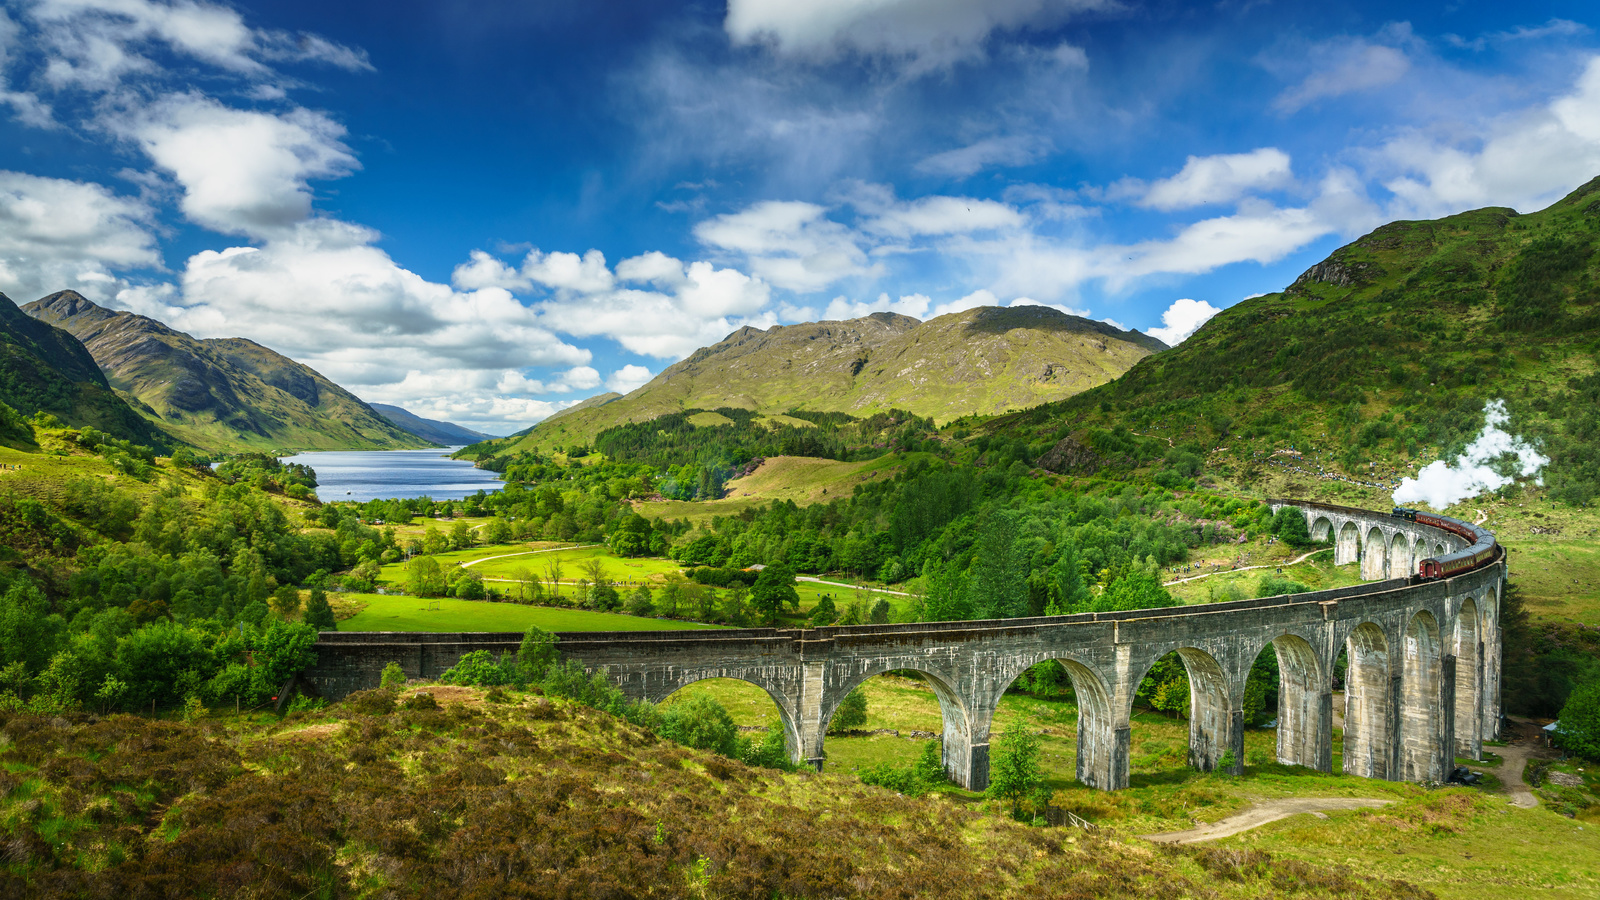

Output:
xmin=280 ymin=448 xmax=504 ymax=503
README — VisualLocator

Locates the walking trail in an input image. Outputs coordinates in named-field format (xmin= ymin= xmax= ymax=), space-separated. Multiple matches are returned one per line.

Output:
xmin=459 ymin=544 xmax=599 ymax=568
xmin=1140 ymin=798 xmax=1394 ymax=844
xmin=796 ymin=576 xmax=914 ymax=597
xmin=1166 ymin=547 xmax=1332 ymax=586
xmin=1485 ymin=729 xmax=1544 ymax=809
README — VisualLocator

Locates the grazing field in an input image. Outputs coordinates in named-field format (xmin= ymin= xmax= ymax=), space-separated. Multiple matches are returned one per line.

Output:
xmin=336 ymin=592 xmax=724 ymax=632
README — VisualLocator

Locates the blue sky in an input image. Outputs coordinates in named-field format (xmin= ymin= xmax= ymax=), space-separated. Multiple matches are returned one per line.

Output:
xmin=2 ymin=0 xmax=1598 ymax=434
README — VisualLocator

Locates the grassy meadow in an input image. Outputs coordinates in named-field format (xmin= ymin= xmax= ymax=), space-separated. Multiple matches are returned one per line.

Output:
xmin=335 ymin=592 xmax=724 ymax=632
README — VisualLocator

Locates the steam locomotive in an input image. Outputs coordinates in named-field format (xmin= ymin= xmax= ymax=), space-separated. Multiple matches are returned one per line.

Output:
xmin=1390 ymin=507 xmax=1500 ymax=579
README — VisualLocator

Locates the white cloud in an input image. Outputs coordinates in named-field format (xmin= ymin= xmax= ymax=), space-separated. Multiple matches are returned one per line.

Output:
xmin=451 ymin=249 xmax=527 ymax=291
xmin=0 ymin=170 xmax=158 ymax=302
xmin=1376 ymin=55 xmax=1600 ymax=218
xmin=126 ymin=94 xmax=357 ymax=237
xmin=1134 ymin=148 xmax=1294 ymax=211
xmin=522 ymin=249 xmax=616 ymax=294
xmin=1445 ymin=19 xmax=1589 ymax=52
xmin=695 ymin=200 xmax=877 ymax=292
xmin=822 ymin=292 xmax=932 ymax=320
xmin=29 ymin=0 xmax=369 ymax=86
xmin=130 ymin=220 xmax=589 ymax=406
xmin=861 ymin=194 xmax=1025 ymax=238
xmin=725 ymin=0 xmax=1113 ymax=71
xmin=915 ymin=135 xmax=1052 ymax=178
xmin=1271 ymin=25 xmax=1415 ymax=113
xmin=607 ymin=364 xmax=654 ymax=394
xmin=1145 ymin=297 xmax=1219 ymax=346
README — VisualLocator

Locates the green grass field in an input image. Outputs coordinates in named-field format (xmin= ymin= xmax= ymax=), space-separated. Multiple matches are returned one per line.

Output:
xmin=635 ymin=453 xmax=925 ymax=526
xmin=1499 ymin=538 xmax=1600 ymax=624
xmin=337 ymin=592 xmax=724 ymax=632
xmin=658 ymin=673 xmax=1599 ymax=899
xmin=1165 ymin=550 xmax=1370 ymax=605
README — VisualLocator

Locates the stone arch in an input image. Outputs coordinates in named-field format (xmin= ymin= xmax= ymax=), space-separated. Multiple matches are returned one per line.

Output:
xmin=985 ymin=654 xmax=1119 ymax=789
xmin=1361 ymin=527 xmax=1388 ymax=581
xmin=1433 ymin=542 xmax=1445 ymax=558
xmin=826 ymin=665 xmax=973 ymax=785
xmin=1388 ymin=532 xmax=1413 ymax=579
xmin=1342 ymin=622 xmax=1392 ymax=779
xmin=1310 ymin=515 xmax=1334 ymax=542
xmin=1130 ymin=646 xmax=1238 ymax=774
xmin=1400 ymin=610 xmax=1446 ymax=782
xmin=1337 ymin=522 xmax=1361 ymax=566
xmin=657 ymin=674 xmax=802 ymax=758
xmin=1453 ymin=597 xmax=1482 ymax=759
xmin=1261 ymin=633 xmax=1329 ymax=771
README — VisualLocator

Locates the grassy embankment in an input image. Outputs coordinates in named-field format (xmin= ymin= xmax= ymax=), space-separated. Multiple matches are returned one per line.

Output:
xmin=0 ymin=685 xmax=1459 ymax=900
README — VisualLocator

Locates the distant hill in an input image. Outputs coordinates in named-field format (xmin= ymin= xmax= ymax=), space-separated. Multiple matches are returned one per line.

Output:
xmin=369 ymin=403 xmax=497 ymax=446
xmin=24 ymin=291 xmax=433 ymax=454
xmin=469 ymin=307 xmax=1164 ymax=457
xmin=0 ymin=293 xmax=165 ymax=446
xmin=1002 ymin=175 xmax=1600 ymax=506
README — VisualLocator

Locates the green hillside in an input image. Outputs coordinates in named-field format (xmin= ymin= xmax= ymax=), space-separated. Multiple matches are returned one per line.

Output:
xmin=1001 ymin=175 xmax=1600 ymax=509
xmin=472 ymin=306 xmax=1164 ymax=458
xmin=0 ymin=293 xmax=165 ymax=447
xmin=23 ymin=291 xmax=432 ymax=454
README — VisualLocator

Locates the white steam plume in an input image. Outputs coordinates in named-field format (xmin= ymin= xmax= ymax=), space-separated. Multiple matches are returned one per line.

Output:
xmin=1392 ymin=399 xmax=1547 ymax=510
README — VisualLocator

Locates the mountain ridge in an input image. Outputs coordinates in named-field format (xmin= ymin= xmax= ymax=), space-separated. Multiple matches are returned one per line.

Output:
xmin=0 ymin=293 xmax=165 ymax=445
xmin=24 ymin=291 xmax=432 ymax=454
xmin=469 ymin=305 xmax=1165 ymax=457
xmin=369 ymin=403 xmax=497 ymax=446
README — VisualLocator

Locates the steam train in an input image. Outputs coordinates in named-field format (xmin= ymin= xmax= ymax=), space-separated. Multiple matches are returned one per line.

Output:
xmin=1390 ymin=507 xmax=1500 ymax=579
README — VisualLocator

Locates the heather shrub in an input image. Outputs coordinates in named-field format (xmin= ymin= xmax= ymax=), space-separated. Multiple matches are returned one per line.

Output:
xmin=659 ymin=693 xmax=740 ymax=758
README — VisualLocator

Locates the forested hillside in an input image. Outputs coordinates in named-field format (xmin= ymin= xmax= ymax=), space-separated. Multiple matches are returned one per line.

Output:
xmin=1000 ymin=177 xmax=1600 ymax=506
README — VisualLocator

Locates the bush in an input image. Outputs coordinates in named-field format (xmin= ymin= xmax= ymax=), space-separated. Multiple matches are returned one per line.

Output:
xmin=827 ymin=686 xmax=868 ymax=733
xmin=346 ymin=688 xmax=396 ymax=716
xmin=303 ymin=587 xmax=336 ymax=631
xmin=380 ymin=661 xmax=407 ymax=689
xmin=659 ymin=694 xmax=741 ymax=758
xmin=1557 ymin=681 xmax=1600 ymax=760
xmin=441 ymin=649 xmax=516 ymax=686
xmin=740 ymin=721 xmax=795 ymax=771
xmin=859 ymin=741 xmax=946 ymax=796
xmin=987 ymin=725 xmax=1044 ymax=820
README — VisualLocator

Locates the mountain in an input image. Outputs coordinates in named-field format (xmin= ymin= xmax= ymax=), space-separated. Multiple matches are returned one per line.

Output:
xmin=369 ymin=403 xmax=497 ymax=446
xmin=0 ymin=293 xmax=165 ymax=445
xmin=1002 ymin=175 xmax=1600 ymax=506
xmin=473 ymin=307 xmax=1164 ymax=457
xmin=23 ymin=292 xmax=433 ymax=454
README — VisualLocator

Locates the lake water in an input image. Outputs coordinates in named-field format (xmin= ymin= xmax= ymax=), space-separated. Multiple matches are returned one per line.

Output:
xmin=281 ymin=448 xmax=504 ymax=502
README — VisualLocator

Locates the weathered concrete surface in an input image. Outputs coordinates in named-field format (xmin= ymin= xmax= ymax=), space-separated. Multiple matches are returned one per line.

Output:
xmin=303 ymin=502 xmax=1503 ymax=793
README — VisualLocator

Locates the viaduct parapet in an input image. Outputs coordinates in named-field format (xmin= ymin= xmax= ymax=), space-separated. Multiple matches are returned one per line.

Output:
xmin=304 ymin=501 xmax=1504 ymax=792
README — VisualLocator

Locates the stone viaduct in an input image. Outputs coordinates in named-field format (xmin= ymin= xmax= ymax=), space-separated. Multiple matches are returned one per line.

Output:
xmin=304 ymin=501 xmax=1504 ymax=792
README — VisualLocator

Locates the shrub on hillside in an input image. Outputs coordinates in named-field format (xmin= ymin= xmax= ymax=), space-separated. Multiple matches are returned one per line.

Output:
xmin=827 ymin=686 xmax=867 ymax=733
xmin=659 ymin=694 xmax=740 ymax=758
xmin=1557 ymin=681 xmax=1600 ymax=760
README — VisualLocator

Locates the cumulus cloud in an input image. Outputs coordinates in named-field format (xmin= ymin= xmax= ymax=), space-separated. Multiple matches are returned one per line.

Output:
xmin=607 ymin=364 xmax=654 ymax=394
xmin=1376 ymin=54 xmax=1600 ymax=218
xmin=1145 ymin=298 xmax=1220 ymax=346
xmin=859 ymin=194 xmax=1026 ymax=238
xmin=725 ymin=0 xmax=1112 ymax=71
xmin=0 ymin=170 xmax=159 ymax=302
xmin=125 ymin=94 xmax=358 ymax=237
xmin=1393 ymin=400 xmax=1548 ymax=509
xmin=125 ymin=220 xmax=589 ymax=399
xmin=1272 ymin=26 xmax=1415 ymax=113
xmin=1133 ymin=148 xmax=1294 ymax=211
xmin=695 ymin=200 xmax=878 ymax=292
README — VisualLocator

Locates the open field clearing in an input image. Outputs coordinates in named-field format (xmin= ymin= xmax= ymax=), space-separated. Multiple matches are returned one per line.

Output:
xmin=634 ymin=453 xmax=925 ymax=525
xmin=336 ymin=592 xmax=724 ymax=632
xmin=1499 ymin=539 xmax=1600 ymax=624
xmin=1165 ymin=551 xmax=1370 ymax=605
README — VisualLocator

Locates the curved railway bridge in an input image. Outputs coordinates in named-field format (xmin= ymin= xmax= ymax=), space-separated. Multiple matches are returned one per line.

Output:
xmin=305 ymin=500 xmax=1505 ymax=792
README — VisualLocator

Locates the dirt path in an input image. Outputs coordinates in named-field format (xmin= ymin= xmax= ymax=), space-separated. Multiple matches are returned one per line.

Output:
xmin=459 ymin=544 xmax=598 ymax=569
xmin=1485 ymin=741 xmax=1542 ymax=809
xmin=795 ymin=576 xmax=914 ymax=597
xmin=1166 ymin=548 xmax=1333 ymax=586
xmin=1140 ymin=798 xmax=1394 ymax=844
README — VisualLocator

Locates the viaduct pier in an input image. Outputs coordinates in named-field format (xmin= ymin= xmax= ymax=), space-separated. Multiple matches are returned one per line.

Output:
xmin=304 ymin=501 xmax=1504 ymax=792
